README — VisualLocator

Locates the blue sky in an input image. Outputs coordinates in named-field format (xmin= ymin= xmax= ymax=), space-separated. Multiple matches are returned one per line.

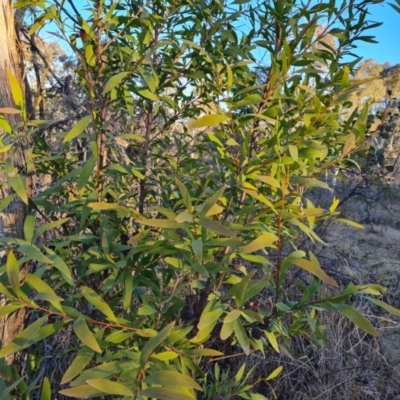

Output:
xmin=357 ymin=2 xmax=400 ymax=65
xmin=44 ymin=0 xmax=400 ymax=67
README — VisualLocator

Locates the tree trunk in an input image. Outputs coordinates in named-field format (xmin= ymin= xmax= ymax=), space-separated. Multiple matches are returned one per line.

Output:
xmin=0 ymin=0 xmax=32 ymax=364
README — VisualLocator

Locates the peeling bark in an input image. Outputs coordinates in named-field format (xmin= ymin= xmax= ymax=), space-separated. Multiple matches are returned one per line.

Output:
xmin=0 ymin=0 xmax=32 ymax=364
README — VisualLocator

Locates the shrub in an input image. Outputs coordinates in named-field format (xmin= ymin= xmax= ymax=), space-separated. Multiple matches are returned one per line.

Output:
xmin=1 ymin=0 xmax=399 ymax=398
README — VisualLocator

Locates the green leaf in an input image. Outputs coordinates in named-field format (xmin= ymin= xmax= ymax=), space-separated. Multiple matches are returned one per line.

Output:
xmin=0 ymin=316 xmax=46 ymax=359
xmin=80 ymin=286 xmax=118 ymax=323
xmin=138 ymin=88 xmax=159 ymax=101
xmin=6 ymin=69 xmax=24 ymax=110
xmin=197 ymin=305 xmax=225 ymax=331
xmin=265 ymin=330 xmax=280 ymax=353
xmin=366 ymin=297 xmax=400 ymax=317
xmin=7 ymin=251 xmax=20 ymax=295
xmin=138 ymin=304 xmax=157 ymax=315
xmin=33 ymin=218 xmax=70 ymax=243
xmin=188 ymin=114 xmax=228 ymax=129
xmin=228 ymin=270 xmax=256 ymax=307
xmin=87 ymin=379 xmax=133 ymax=396
xmin=151 ymin=351 xmax=179 ymax=361
xmin=198 ymin=219 xmax=235 ymax=237
xmin=335 ymin=218 xmax=364 ymax=229
xmin=77 ymin=156 xmax=96 ymax=191
xmin=140 ymin=322 xmax=175 ymax=367
xmin=17 ymin=245 xmax=53 ymax=264
xmin=40 ymin=377 xmax=51 ymax=400
xmin=224 ymin=310 xmax=242 ymax=324
xmin=103 ymin=72 xmax=129 ymax=94
xmin=290 ymin=176 xmax=330 ymax=190
xmin=220 ymin=319 xmax=235 ymax=340
xmin=144 ymin=370 xmax=202 ymax=390
xmin=24 ymin=213 xmax=35 ymax=244
xmin=192 ymin=240 xmax=203 ymax=265
xmin=241 ymin=233 xmax=277 ymax=254
xmin=45 ymin=249 xmax=74 ymax=285
xmin=290 ymin=257 xmax=337 ymax=287
xmin=234 ymin=320 xmax=250 ymax=355
xmin=5 ymin=173 xmax=28 ymax=205
xmin=0 ymin=194 xmax=16 ymax=213
xmin=288 ymin=145 xmax=298 ymax=161
xmin=321 ymin=303 xmax=378 ymax=336
xmin=0 ymin=304 xmax=23 ymax=317
xmin=137 ymin=219 xmax=182 ymax=229
xmin=70 ymin=361 xmax=138 ymax=386
xmin=225 ymin=61 xmax=233 ymax=90
xmin=26 ymin=274 xmax=63 ymax=310
xmin=0 ymin=377 xmax=24 ymax=400
xmin=184 ymin=348 xmax=223 ymax=356
xmin=63 ymin=115 xmax=92 ymax=143
xmin=73 ymin=317 xmax=102 ymax=353
xmin=59 ymin=385 xmax=104 ymax=398
xmin=200 ymin=186 xmax=226 ymax=218
xmin=266 ymin=366 xmax=283 ymax=381
xmin=139 ymin=387 xmax=195 ymax=400
xmin=61 ymin=346 xmax=94 ymax=384
xmin=85 ymin=44 xmax=95 ymax=67
xmin=176 ymin=179 xmax=192 ymax=211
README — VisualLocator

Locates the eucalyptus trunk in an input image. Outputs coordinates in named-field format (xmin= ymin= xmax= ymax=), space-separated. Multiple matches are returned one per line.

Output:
xmin=0 ymin=0 xmax=32 ymax=364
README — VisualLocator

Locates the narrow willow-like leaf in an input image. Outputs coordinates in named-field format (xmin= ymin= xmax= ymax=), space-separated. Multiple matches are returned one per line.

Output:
xmin=138 ymin=218 xmax=182 ymax=229
xmin=0 ymin=193 xmax=16 ymax=213
xmin=234 ymin=320 xmax=250 ymax=355
xmin=103 ymin=72 xmax=129 ymax=94
xmin=59 ymin=385 xmax=104 ymax=398
xmin=185 ymin=348 xmax=223 ymax=356
xmin=139 ymin=387 xmax=195 ymax=400
xmin=335 ymin=218 xmax=364 ymax=229
xmin=6 ymin=69 xmax=24 ymax=110
xmin=0 ymin=304 xmax=22 ymax=317
xmin=0 ymin=377 xmax=24 ymax=400
xmin=0 ymin=107 xmax=21 ymax=114
xmin=220 ymin=319 xmax=235 ymax=340
xmin=80 ymin=286 xmax=118 ymax=323
xmin=77 ymin=156 xmax=96 ymax=191
xmin=200 ymin=185 xmax=225 ymax=218
xmin=5 ymin=174 xmax=28 ymax=205
xmin=140 ymin=322 xmax=175 ymax=367
xmin=73 ymin=317 xmax=102 ymax=353
xmin=33 ymin=218 xmax=70 ymax=242
xmin=321 ymin=303 xmax=378 ymax=336
xmin=266 ymin=366 xmax=283 ymax=381
xmin=63 ymin=115 xmax=91 ymax=143
xmin=144 ymin=370 xmax=202 ymax=390
xmin=26 ymin=274 xmax=63 ymax=310
xmin=265 ymin=330 xmax=280 ymax=353
xmin=176 ymin=179 xmax=192 ymax=211
xmin=40 ymin=377 xmax=51 ymax=400
xmin=290 ymin=257 xmax=338 ymax=287
xmin=23 ymin=213 xmax=35 ymax=244
xmin=224 ymin=310 xmax=242 ymax=324
xmin=366 ymin=297 xmax=400 ymax=317
xmin=61 ymin=346 xmax=94 ymax=384
xmin=17 ymin=245 xmax=53 ymax=264
xmin=0 ymin=316 xmax=46 ymax=358
xmin=198 ymin=219 xmax=235 ymax=237
xmin=7 ymin=250 xmax=20 ymax=295
xmin=241 ymin=233 xmax=277 ymax=254
xmin=188 ymin=114 xmax=228 ymax=129
xmin=87 ymin=379 xmax=133 ymax=396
